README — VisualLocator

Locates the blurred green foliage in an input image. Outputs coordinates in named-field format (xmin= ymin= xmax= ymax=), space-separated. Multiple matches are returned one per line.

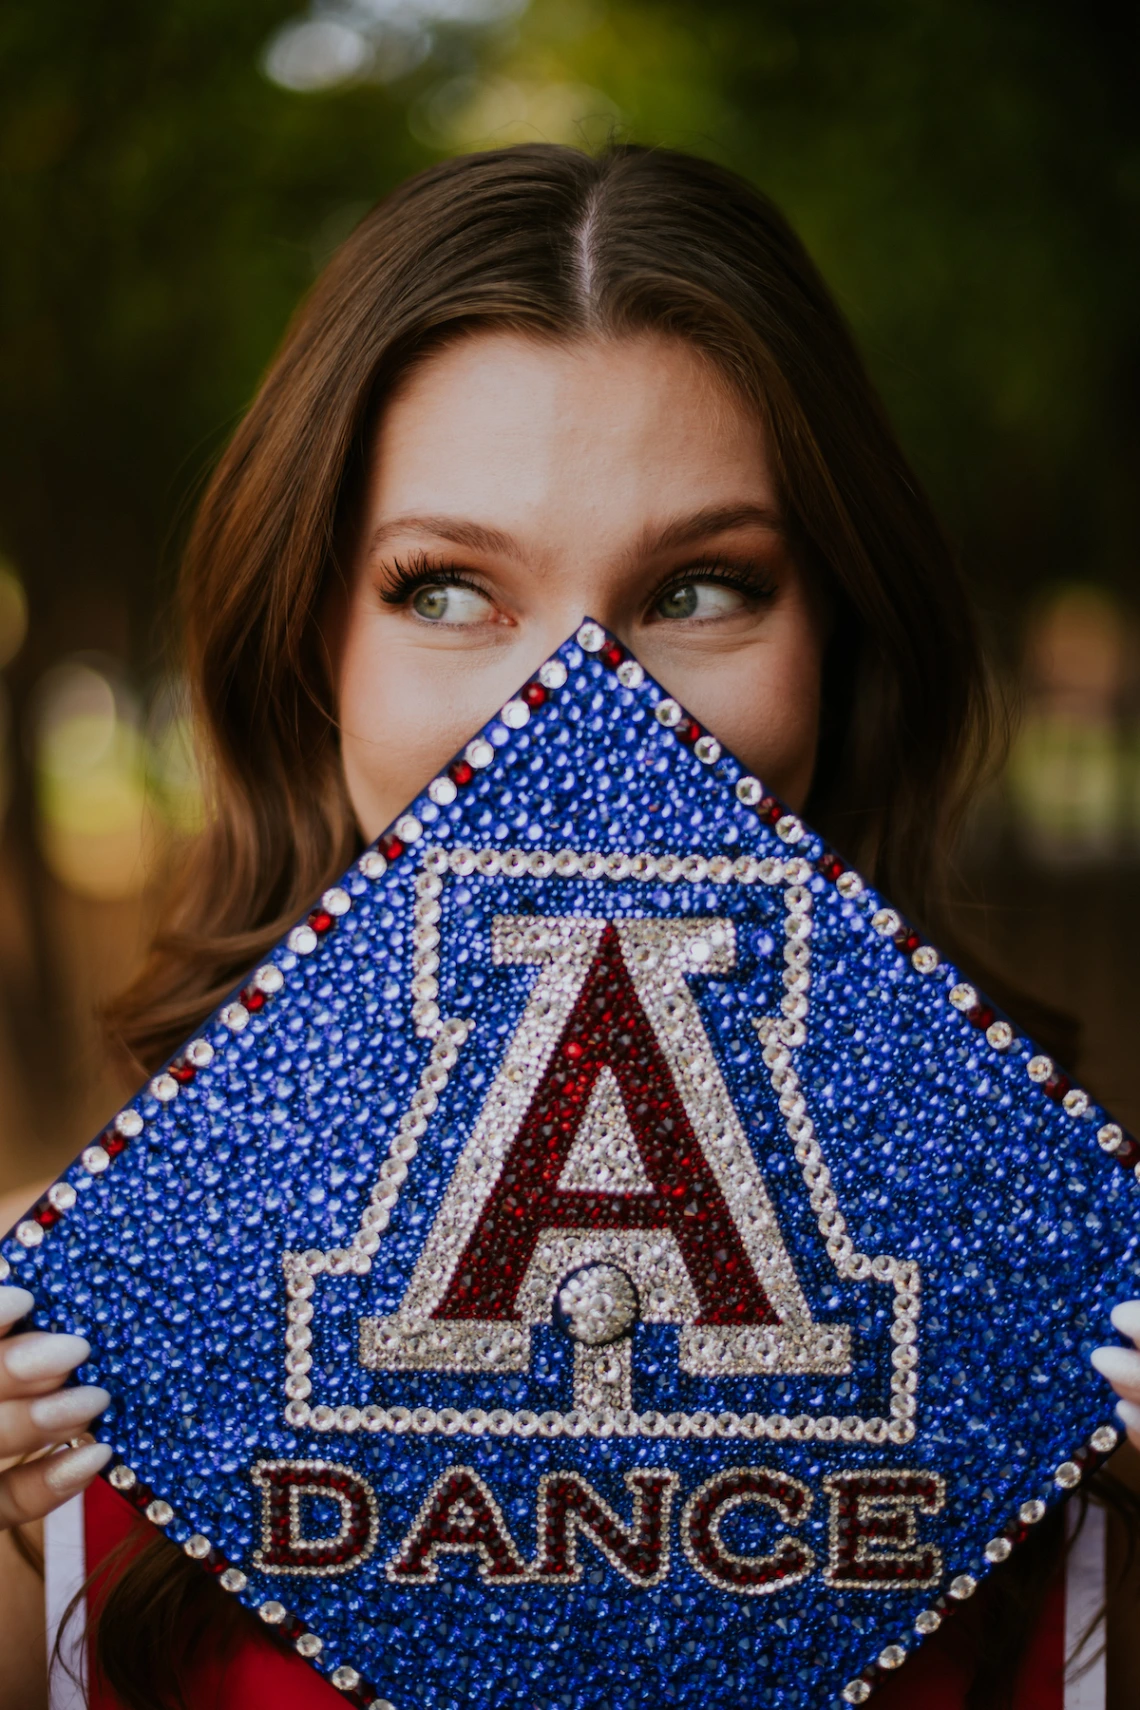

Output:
xmin=0 ymin=0 xmax=1136 ymax=672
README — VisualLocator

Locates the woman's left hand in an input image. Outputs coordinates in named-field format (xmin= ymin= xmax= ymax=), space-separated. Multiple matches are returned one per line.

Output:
xmin=1091 ymin=1301 xmax=1140 ymax=1449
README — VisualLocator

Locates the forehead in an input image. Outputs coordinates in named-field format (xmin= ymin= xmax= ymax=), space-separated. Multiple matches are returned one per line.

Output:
xmin=366 ymin=329 xmax=775 ymax=531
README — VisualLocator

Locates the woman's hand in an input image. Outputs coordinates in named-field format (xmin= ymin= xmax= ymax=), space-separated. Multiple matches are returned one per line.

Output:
xmin=1092 ymin=1301 xmax=1140 ymax=1450
xmin=0 ymin=1285 xmax=110 ymax=1529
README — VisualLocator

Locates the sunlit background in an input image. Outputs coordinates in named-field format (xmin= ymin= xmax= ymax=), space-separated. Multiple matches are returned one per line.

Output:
xmin=0 ymin=0 xmax=1137 ymax=1199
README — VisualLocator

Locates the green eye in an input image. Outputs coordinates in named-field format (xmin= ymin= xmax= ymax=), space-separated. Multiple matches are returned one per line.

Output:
xmin=412 ymin=585 xmax=451 ymax=621
xmin=657 ymin=584 xmax=699 ymax=620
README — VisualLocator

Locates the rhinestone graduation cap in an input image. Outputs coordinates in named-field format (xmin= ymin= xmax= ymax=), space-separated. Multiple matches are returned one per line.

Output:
xmin=4 ymin=622 xmax=1137 ymax=1709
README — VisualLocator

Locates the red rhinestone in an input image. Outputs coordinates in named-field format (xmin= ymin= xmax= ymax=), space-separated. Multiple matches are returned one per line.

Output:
xmin=817 ymin=853 xmax=845 ymax=881
xmin=378 ymin=832 xmax=405 ymax=861
xmin=522 ymin=682 xmax=547 ymax=709
xmin=675 ymin=718 xmax=700 ymax=745
xmin=308 ymin=910 xmax=333 ymax=934
xmin=758 ymin=797 xmax=782 ymax=823
xmin=33 ymin=1200 xmax=60 ymax=1228
xmin=1043 ymin=1074 xmax=1070 ymax=1102
xmin=966 ymin=1004 xmax=995 ymax=1030
xmin=895 ymin=930 xmax=921 ymax=955
xmin=169 ymin=1063 xmax=196 ymax=1085
xmin=600 ymin=641 xmax=624 ymax=669
xmin=241 ymin=988 xmax=266 ymax=1012
xmin=448 ymin=760 xmax=474 ymax=787
xmin=1117 ymin=1139 xmax=1139 ymax=1168
xmin=104 ymin=1131 xmax=128 ymax=1157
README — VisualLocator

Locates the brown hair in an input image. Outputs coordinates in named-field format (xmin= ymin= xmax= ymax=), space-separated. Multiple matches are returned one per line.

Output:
xmin=80 ymin=142 xmax=1074 ymax=1708
xmin=111 ymin=139 xmax=993 ymax=1074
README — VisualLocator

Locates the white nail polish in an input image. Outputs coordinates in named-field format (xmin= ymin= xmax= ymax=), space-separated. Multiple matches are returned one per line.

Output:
xmin=1110 ymin=1300 xmax=1140 ymax=1340
xmin=0 ymin=1288 xmax=35 ymax=1329
xmin=5 ymin=1334 xmax=91 ymax=1383
xmin=1115 ymin=1398 xmax=1140 ymax=1432
xmin=1090 ymin=1345 xmax=1140 ymax=1385
xmin=29 ymin=1386 xmax=110 ymax=1431
xmin=42 ymin=1440 xmax=112 ymax=1495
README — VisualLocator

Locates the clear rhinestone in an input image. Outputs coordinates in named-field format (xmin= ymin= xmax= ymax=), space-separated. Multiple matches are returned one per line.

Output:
xmin=1090 ymin=1425 xmax=1119 ymax=1453
xmin=616 ymin=659 xmax=644 ymax=688
xmin=984 ymin=1537 xmax=1011 ymax=1562
xmin=655 ymin=698 xmax=682 ymax=727
xmin=500 ymin=699 xmax=530 ymax=729
xmin=288 ymin=925 xmax=318 ymax=955
xmin=394 ymin=815 xmax=422 ymax=844
xmin=465 ymin=738 xmax=494 ymax=769
xmin=219 ymin=1568 xmax=247 ymax=1593
xmin=186 ymin=1036 xmax=216 ymax=1064
xmin=878 ymin=1645 xmax=906 ymax=1670
xmin=48 ymin=1181 xmax=76 ymax=1212
xmin=15 ymin=1221 xmax=42 ymax=1248
xmin=914 ymin=1609 xmax=941 ymax=1635
xmin=331 ymin=1667 xmax=361 ymax=1691
xmin=1063 ymin=1088 xmax=1089 ymax=1117
xmin=115 ymin=1108 xmax=143 ymax=1137
xmin=842 ymin=1684 xmax=871 ymax=1705
xmin=146 ymin=1500 xmax=173 ymax=1527
xmin=949 ymin=1574 xmax=977 ymax=1600
xmin=986 ymin=1020 xmax=1013 ymax=1049
xmin=1098 ymin=1123 xmax=1123 ymax=1152
xmin=109 ymin=1465 xmax=137 ymax=1491
xmin=321 ymin=886 xmax=351 ymax=915
xmin=295 ymin=1633 xmax=323 ymax=1657
xmin=358 ymin=850 xmax=388 ymax=878
xmin=220 ymin=1002 xmax=249 ymax=1032
xmin=184 ymin=1534 xmax=210 ymax=1558
xmin=1027 ymin=1054 xmax=1053 ymax=1083
xmin=149 ymin=1073 xmax=178 ymax=1102
xmin=259 ymin=1601 xmax=286 ymax=1624
xmin=557 ymin=1265 xmax=637 ymax=1345
xmin=576 ymin=621 xmax=605 ymax=652
xmin=1019 ymin=1499 xmax=1046 ymax=1524
xmin=694 ymin=735 xmax=721 ymax=764
xmin=949 ymin=982 xmax=977 ymax=1010
xmin=428 ymin=775 xmax=457 ymax=806
xmin=912 ymin=946 xmax=940 ymax=974
xmin=539 ymin=658 xmax=567 ymax=688
xmin=82 ymin=1145 xmax=110 ymax=1174
xmin=835 ymin=870 xmax=864 ymax=897
xmin=735 ymin=775 xmax=762 ymax=805
xmin=1054 ymin=1460 xmax=1081 ymax=1489
xmin=775 ymin=814 xmax=803 ymax=843
xmin=872 ymin=909 xmax=901 ymax=936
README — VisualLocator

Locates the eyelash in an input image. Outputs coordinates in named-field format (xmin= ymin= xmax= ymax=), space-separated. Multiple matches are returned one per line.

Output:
xmin=377 ymin=553 xmax=486 ymax=606
xmin=376 ymin=551 xmax=778 ymax=613
xmin=655 ymin=556 xmax=778 ymax=607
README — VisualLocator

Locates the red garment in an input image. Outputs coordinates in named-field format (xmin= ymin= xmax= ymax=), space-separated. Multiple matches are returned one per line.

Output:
xmin=80 ymin=1479 xmax=1068 ymax=1710
xmin=84 ymin=1478 xmax=343 ymax=1707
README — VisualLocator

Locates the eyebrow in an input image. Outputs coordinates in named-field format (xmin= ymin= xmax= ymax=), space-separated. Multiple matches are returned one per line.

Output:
xmin=365 ymin=502 xmax=785 ymax=563
xmin=366 ymin=515 xmax=521 ymax=558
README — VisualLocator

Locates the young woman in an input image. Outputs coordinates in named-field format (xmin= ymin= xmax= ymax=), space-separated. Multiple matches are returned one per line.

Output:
xmin=0 ymin=142 xmax=1138 ymax=1709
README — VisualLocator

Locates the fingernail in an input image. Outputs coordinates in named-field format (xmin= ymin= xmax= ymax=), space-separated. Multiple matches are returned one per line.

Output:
xmin=0 ymin=1288 xmax=35 ymax=1329
xmin=4 ymin=1333 xmax=91 ymax=1383
xmin=42 ymin=1440 xmax=112 ymax=1496
xmin=1115 ymin=1398 xmax=1140 ymax=1433
xmin=29 ymin=1386 xmax=110 ymax=1432
xmin=1090 ymin=1345 xmax=1140 ymax=1389
xmin=1110 ymin=1301 xmax=1140 ymax=1340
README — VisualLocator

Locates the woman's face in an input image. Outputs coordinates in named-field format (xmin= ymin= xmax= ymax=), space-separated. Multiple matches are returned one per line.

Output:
xmin=337 ymin=330 xmax=824 ymax=840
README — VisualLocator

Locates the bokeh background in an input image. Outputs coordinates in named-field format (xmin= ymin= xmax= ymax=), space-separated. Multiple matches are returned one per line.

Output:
xmin=0 ymin=0 xmax=1137 ymax=1201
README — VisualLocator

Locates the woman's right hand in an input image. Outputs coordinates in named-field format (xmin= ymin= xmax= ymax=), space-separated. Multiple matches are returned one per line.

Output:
xmin=0 ymin=1285 xmax=111 ymax=1530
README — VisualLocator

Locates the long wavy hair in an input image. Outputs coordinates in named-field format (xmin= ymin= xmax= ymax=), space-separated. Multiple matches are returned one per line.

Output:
xmin=60 ymin=142 xmax=1103 ymax=1705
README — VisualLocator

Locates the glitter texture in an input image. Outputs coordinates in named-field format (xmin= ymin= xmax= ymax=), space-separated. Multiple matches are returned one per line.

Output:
xmin=2 ymin=623 xmax=1136 ymax=1709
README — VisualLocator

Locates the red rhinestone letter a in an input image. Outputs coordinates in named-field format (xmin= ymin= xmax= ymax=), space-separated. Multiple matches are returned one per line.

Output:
xmin=361 ymin=914 xmax=849 ymax=1380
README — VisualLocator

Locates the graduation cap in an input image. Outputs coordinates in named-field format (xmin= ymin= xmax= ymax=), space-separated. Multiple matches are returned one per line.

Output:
xmin=4 ymin=620 xmax=1136 ymax=1709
